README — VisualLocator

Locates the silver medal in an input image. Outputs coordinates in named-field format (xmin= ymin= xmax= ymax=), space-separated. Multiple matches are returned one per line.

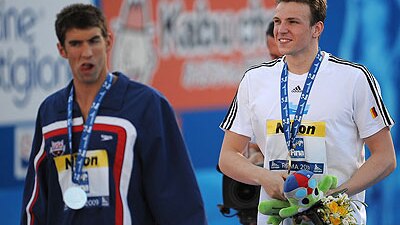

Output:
xmin=63 ymin=186 xmax=87 ymax=210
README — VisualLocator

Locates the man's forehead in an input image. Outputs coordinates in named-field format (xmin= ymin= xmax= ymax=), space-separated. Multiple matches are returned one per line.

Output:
xmin=64 ymin=27 xmax=102 ymax=40
xmin=274 ymin=1 xmax=311 ymax=20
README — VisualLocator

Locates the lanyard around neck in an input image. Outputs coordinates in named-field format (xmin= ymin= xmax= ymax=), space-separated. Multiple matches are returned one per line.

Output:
xmin=67 ymin=73 xmax=113 ymax=184
xmin=280 ymin=50 xmax=323 ymax=173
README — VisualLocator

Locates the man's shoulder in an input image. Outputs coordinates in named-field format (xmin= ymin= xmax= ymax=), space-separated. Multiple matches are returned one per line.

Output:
xmin=246 ymin=58 xmax=282 ymax=73
xmin=116 ymin=72 xmax=168 ymax=103
xmin=242 ymin=58 xmax=283 ymax=81
xmin=35 ymin=84 xmax=70 ymax=126
xmin=325 ymin=53 xmax=369 ymax=73
xmin=40 ymin=84 xmax=70 ymax=109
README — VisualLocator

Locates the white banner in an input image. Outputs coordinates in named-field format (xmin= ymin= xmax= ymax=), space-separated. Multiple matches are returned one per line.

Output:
xmin=0 ymin=0 xmax=92 ymax=125
xmin=0 ymin=0 xmax=93 ymax=182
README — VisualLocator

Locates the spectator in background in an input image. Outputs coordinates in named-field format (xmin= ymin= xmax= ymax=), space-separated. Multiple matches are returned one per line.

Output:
xmin=246 ymin=21 xmax=284 ymax=166
xmin=266 ymin=21 xmax=281 ymax=60
xmin=20 ymin=3 xmax=207 ymax=225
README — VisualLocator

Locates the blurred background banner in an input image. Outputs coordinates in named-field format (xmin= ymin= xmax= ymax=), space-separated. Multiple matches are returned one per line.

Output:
xmin=103 ymin=0 xmax=275 ymax=110
xmin=1 ymin=0 xmax=399 ymax=224
xmin=0 ymin=0 xmax=92 ymax=186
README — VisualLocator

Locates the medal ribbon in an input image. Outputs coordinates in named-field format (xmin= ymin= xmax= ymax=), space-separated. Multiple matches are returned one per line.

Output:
xmin=67 ymin=73 xmax=113 ymax=184
xmin=280 ymin=50 xmax=323 ymax=173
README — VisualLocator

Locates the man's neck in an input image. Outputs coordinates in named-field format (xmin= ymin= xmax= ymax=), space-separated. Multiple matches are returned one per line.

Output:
xmin=285 ymin=46 xmax=320 ymax=75
xmin=76 ymin=88 xmax=98 ymax=122
xmin=73 ymin=77 xmax=106 ymax=122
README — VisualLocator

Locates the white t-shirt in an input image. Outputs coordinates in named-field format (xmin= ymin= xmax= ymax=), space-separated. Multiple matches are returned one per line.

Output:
xmin=220 ymin=52 xmax=394 ymax=225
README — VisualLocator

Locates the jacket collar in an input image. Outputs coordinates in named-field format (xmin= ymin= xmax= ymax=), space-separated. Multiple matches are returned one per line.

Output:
xmin=56 ymin=72 xmax=128 ymax=114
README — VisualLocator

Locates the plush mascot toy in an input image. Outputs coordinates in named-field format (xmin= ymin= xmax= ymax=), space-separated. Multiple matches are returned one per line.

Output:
xmin=258 ymin=170 xmax=337 ymax=225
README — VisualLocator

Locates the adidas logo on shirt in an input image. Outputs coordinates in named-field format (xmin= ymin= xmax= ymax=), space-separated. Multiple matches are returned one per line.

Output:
xmin=291 ymin=85 xmax=302 ymax=93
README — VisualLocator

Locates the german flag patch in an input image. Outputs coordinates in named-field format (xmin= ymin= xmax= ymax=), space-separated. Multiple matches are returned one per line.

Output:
xmin=370 ymin=107 xmax=378 ymax=119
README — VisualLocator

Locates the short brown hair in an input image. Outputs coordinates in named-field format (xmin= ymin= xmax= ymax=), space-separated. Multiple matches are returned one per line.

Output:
xmin=276 ymin=0 xmax=327 ymax=25
xmin=55 ymin=3 xmax=108 ymax=46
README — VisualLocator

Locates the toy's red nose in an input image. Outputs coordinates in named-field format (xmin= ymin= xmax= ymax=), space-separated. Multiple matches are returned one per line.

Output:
xmin=307 ymin=187 xmax=313 ymax=195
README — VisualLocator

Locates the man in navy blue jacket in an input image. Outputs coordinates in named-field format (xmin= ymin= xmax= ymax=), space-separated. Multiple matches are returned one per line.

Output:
xmin=20 ymin=3 xmax=207 ymax=225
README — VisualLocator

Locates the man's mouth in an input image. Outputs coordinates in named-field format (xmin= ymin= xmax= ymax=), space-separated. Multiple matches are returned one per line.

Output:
xmin=278 ymin=38 xmax=291 ymax=43
xmin=81 ymin=63 xmax=94 ymax=71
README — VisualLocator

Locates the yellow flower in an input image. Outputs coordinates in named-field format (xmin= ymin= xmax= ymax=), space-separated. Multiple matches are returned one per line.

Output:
xmin=329 ymin=216 xmax=341 ymax=225
xmin=337 ymin=205 xmax=348 ymax=215
xmin=315 ymin=191 xmax=363 ymax=225
xmin=327 ymin=201 xmax=339 ymax=213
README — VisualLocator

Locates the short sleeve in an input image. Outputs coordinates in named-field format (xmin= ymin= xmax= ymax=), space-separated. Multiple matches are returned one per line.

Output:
xmin=220 ymin=73 xmax=253 ymax=138
xmin=353 ymin=69 xmax=394 ymax=139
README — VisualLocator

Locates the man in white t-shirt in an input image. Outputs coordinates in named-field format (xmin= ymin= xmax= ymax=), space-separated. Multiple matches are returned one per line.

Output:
xmin=218 ymin=0 xmax=396 ymax=224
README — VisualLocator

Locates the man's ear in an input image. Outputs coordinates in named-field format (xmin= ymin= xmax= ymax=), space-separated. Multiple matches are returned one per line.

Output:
xmin=57 ymin=43 xmax=67 ymax=59
xmin=312 ymin=21 xmax=324 ymax=39
xmin=105 ymin=32 xmax=113 ymax=53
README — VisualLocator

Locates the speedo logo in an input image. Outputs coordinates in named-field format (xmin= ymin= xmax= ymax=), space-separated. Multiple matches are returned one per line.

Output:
xmin=266 ymin=120 xmax=326 ymax=137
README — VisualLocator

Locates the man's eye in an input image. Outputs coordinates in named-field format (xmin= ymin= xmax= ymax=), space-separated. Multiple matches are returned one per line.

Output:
xmin=90 ymin=38 xmax=101 ymax=44
xmin=70 ymin=42 xmax=80 ymax=47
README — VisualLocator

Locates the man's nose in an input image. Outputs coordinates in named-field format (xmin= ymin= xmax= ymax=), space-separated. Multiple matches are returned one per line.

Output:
xmin=277 ymin=22 xmax=288 ymax=34
xmin=81 ymin=43 xmax=93 ymax=58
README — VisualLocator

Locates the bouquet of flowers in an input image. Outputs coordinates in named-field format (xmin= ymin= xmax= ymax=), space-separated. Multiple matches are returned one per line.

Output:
xmin=294 ymin=189 xmax=367 ymax=225
xmin=259 ymin=170 xmax=367 ymax=225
